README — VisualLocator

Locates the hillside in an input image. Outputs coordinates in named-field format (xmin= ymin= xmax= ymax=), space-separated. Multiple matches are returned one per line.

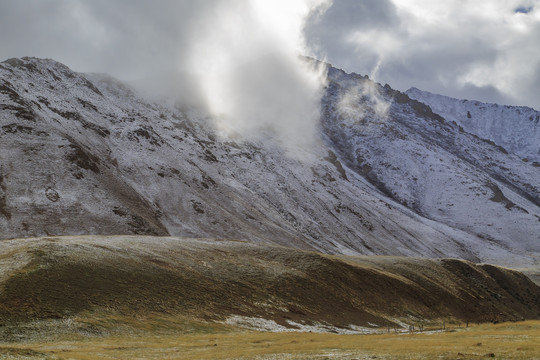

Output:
xmin=0 ymin=57 xmax=539 ymax=267
xmin=1 ymin=236 xmax=539 ymax=341
xmin=321 ymin=67 xmax=540 ymax=265
xmin=406 ymin=87 xmax=540 ymax=163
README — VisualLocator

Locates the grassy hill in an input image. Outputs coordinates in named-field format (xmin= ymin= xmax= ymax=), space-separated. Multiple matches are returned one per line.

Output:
xmin=0 ymin=235 xmax=539 ymax=341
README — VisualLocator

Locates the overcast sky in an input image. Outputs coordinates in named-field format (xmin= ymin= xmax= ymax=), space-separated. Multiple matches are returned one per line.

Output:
xmin=306 ymin=0 xmax=540 ymax=109
xmin=1 ymin=0 xmax=539 ymax=110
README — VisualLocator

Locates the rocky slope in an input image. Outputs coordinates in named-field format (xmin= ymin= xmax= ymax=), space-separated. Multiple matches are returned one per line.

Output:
xmin=0 ymin=57 xmax=539 ymax=266
xmin=406 ymin=87 xmax=540 ymax=163
xmin=322 ymin=67 xmax=540 ymax=265
xmin=1 ymin=236 xmax=539 ymax=339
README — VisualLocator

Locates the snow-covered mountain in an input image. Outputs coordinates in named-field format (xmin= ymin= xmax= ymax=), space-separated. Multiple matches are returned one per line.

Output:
xmin=0 ymin=57 xmax=539 ymax=267
xmin=406 ymin=87 xmax=540 ymax=163
xmin=322 ymin=67 xmax=540 ymax=265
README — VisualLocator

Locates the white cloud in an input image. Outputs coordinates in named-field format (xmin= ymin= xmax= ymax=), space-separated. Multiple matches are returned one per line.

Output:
xmin=392 ymin=0 xmax=540 ymax=106
xmin=1 ymin=0 xmax=539 ymax=114
xmin=0 ymin=0 xmax=330 ymax=153
xmin=189 ymin=0 xmax=329 ymax=152
xmin=306 ymin=0 xmax=540 ymax=109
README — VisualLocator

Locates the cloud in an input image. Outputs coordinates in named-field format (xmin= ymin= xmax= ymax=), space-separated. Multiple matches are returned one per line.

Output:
xmin=0 ymin=1 xmax=211 ymax=78
xmin=305 ymin=0 xmax=540 ymax=109
xmin=337 ymin=81 xmax=391 ymax=124
xmin=187 ymin=0 xmax=329 ymax=152
xmin=460 ymin=83 xmax=515 ymax=105
xmin=0 ymin=0 xmax=330 ymax=154
xmin=2 ymin=0 xmax=539 ymax=129
xmin=515 ymin=6 xmax=534 ymax=13
xmin=305 ymin=0 xmax=401 ymax=75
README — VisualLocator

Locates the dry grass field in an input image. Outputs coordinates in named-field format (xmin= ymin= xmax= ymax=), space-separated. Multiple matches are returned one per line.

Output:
xmin=1 ymin=320 xmax=539 ymax=359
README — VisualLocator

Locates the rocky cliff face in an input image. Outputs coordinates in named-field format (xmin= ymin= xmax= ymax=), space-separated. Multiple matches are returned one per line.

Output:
xmin=0 ymin=57 xmax=538 ymax=266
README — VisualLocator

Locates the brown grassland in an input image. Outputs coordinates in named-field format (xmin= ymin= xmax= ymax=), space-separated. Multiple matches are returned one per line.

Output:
xmin=1 ymin=236 xmax=540 ymax=359
xmin=0 ymin=320 xmax=539 ymax=359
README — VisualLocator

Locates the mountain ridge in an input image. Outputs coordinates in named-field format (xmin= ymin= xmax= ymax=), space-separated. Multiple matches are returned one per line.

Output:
xmin=0 ymin=56 xmax=539 ymax=267
xmin=405 ymin=86 xmax=540 ymax=163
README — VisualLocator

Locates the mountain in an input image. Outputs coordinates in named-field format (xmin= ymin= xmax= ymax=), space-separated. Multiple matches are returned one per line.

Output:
xmin=406 ymin=87 xmax=540 ymax=163
xmin=321 ymin=67 xmax=540 ymax=266
xmin=0 ymin=57 xmax=539 ymax=267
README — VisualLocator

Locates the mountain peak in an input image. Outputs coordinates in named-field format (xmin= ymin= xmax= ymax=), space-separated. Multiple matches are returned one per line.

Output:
xmin=0 ymin=56 xmax=103 ymax=100
xmin=2 ymin=56 xmax=73 ymax=74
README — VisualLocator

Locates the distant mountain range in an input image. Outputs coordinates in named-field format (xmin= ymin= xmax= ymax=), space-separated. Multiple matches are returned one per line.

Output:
xmin=1 ymin=57 xmax=539 ymax=267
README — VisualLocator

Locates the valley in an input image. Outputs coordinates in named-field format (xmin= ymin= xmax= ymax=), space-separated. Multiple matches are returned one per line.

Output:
xmin=0 ymin=236 xmax=539 ymax=358
xmin=1 ymin=56 xmax=539 ymax=358
xmin=0 ymin=57 xmax=538 ymax=267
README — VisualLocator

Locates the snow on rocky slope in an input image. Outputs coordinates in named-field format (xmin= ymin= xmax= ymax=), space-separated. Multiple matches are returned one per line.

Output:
xmin=0 ymin=57 xmax=538 ymax=266
xmin=321 ymin=67 xmax=540 ymax=265
xmin=406 ymin=87 xmax=540 ymax=163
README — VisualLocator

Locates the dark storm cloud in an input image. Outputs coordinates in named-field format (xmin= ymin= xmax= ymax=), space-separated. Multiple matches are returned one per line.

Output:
xmin=459 ymin=84 xmax=513 ymax=105
xmin=0 ymin=1 xmax=84 ymax=65
xmin=378 ymin=34 xmax=517 ymax=105
xmin=515 ymin=6 xmax=534 ymax=13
